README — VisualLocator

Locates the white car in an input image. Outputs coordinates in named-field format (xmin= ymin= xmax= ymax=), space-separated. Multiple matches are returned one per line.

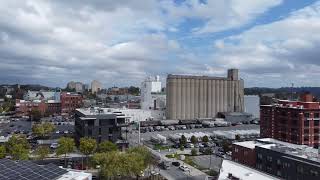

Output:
xmin=179 ymin=165 xmax=190 ymax=172
xmin=151 ymin=171 xmax=159 ymax=175
xmin=50 ymin=143 xmax=59 ymax=149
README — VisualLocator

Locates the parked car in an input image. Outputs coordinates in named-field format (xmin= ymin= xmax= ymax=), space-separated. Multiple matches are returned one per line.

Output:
xmin=185 ymin=143 xmax=194 ymax=148
xmin=179 ymin=165 xmax=190 ymax=172
xmin=159 ymin=161 xmax=170 ymax=170
xmin=50 ymin=143 xmax=59 ymax=149
xmin=172 ymin=161 xmax=180 ymax=167
xmin=151 ymin=171 xmax=159 ymax=175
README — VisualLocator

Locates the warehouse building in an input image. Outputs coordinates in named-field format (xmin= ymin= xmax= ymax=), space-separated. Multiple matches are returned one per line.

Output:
xmin=166 ymin=69 xmax=244 ymax=120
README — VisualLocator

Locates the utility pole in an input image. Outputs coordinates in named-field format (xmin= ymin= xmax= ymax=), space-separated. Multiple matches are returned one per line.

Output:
xmin=138 ymin=120 xmax=141 ymax=145
xmin=291 ymin=83 xmax=294 ymax=100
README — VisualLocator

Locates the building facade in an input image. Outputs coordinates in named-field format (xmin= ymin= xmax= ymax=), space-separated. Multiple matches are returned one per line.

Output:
xmin=74 ymin=108 xmax=129 ymax=148
xmin=232 ymin=138 xmax=320 ymax=180
xmin=244 ymin=95 xmax=260 ymax=118
xmin=166 ymin=69 xmax=244 ymax=120
xmin=91 ymin=80 xmax=102 ymax=94
xmin=140 ymin=75 xmax=166 ymax=110
xmin=260 ymin=93 xmax=320 ymax=148
xmin=61 ymin=92 xmax=83 ymax=114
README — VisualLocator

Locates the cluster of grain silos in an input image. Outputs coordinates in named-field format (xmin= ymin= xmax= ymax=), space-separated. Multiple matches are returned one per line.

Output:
xmin=166 ymin=69 xmax=244 ymax=120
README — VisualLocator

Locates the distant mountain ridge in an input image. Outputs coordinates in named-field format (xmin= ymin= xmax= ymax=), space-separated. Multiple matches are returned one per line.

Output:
xmin=245 ymin=87 xmax=320 ymax=98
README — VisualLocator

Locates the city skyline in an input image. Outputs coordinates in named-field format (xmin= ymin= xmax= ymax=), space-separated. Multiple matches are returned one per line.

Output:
xmin=0 ymin=0 xmax=319 ymax=88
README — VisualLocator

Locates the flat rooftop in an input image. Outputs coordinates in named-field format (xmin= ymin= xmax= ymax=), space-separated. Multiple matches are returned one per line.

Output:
xmin=236 ymin=138 xmax=320 ymax=163
xmin=233 ymin=141 xmax=265 ymax=149
xmin=218 ymin=160 xmax=280 ymax=180
xmin=167 ymin=74 xmax=229 ymax=80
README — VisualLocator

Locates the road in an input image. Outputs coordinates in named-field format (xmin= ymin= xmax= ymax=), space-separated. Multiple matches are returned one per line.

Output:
xmin=147 ymin=147 xmax=208 ymax=180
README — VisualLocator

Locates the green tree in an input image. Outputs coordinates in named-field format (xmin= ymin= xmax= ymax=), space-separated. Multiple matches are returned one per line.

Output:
xmin=80 ymin=137 xmax=97 ymax=169
xmin=179 ymin=135 xmax=187 ymax=146
xmin=202 ymin=136 xmax=209 ymax=143
xmin=34 ymin=146 xmax=50 ymax=160
xmin=222 ymin=140 xmax=232 ymax=153
xmin=0 ymin=145 xmax=6 ymax=158
xmin=30 ymin=109 xmax=42 ymax=121
xmin=98 ymin=141 xmax=118 ymax=153
xmin=127 ymin=146 xmax=152 ymax=169
xmin=56 ymin=137 xmax=75 ymax=167
xmin=191 ymin=148 xmax=197 ymax=156
xmin=32 ymin=122 xmax=55 ymax=138
xmin=5 ymin=135 xmax=30 ymax=160
xmin=191 ymin=135 xmax=198 ymax=144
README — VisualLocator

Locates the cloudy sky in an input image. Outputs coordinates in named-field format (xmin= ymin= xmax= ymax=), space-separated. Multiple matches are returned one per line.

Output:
xmin=0 ymin=0 xmax=319 ymax=88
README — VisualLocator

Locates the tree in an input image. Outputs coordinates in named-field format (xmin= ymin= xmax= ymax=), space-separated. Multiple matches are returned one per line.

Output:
xmin=98 ymin=141 xmax=118 ymax=153
xmin=191 ymin=135 xmax=198 ymax=144
xmin=56 ymin=137 xmax=75 ymax=167
xmin=191 ymin=148 xmax=197 ymax=156
xmin=222 ymin=140 xmax=232 ymax=153
xmin=80 ymin=137 xmax=97 ymax=169
xmin=179 ymin=135 xmax=187 ymax=146
xmin=0 ymin=145 xmax=6 ymax=158
xmin=127 ymin=146 xmax=152 ymax=169
xmin=5 ymin=135 xmax=30 ymax=160
xmin=30 ymin=109 xmax=42 ymax=121
xmin=235 ymin=134 xmax=241 ymax=141
xmin=34 ymin=146 xmax=50 ymax=160
xmin=202 ymin=136 xmax=209 ymax=143
xmin=32 ymin=122 xmax=55 ymax=138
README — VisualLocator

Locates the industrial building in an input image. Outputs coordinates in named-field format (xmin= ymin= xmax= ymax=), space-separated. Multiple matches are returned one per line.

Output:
xmin=166 ymin=69 xmax=244 ymax=120
xmin=140 ymin=75 xmax=166 ymax=111
xmin=260 ymin=93 xmax=320 ymax=148
xmin=244 ymin=95 xmax=260 ymax=118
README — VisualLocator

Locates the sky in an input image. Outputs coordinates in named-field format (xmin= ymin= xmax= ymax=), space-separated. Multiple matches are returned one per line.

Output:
xmin=0 ymin=0 xmax=320 ymax=88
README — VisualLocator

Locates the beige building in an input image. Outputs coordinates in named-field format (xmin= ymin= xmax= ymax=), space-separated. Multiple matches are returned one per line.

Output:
xmin=91 ymin=80 xmax=102 ymax=94
xmin=166 ymin=69 xmax=244 ymax=120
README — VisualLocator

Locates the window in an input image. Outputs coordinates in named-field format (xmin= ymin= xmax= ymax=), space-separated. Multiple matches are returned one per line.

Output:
xmin=304 ymin=121 xmax=309 ymax=127
xmin=315 ymin=121 xmax=319 ymax=126
xmin=304 ymin=129 xmax=309 ymax=134
xmin=258 ymin=153 xmax=263 ymax=159
xmin=235 ymin=148 xmax=239 ymax=153
xmin=305 ymin=113 xmax=310 ymax=118
xmin=315 ymin=113 xmax=320 ymax=118
xmin=99 ymin=128 xmax=101 ymax=135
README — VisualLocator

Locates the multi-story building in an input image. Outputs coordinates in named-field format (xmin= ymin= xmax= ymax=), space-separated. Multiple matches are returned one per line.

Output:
xmin=140 ymin=75 xmax=166 ymax=110
xmin=260 ymin=93 xmax=320 ymax=148
xmin=60 ymin=92 xmax=83 ymax=115
xmin=67 ymin=81 xmax=84 ymax=93
xmin=15 ymin=99 xmax=47 ymax=116
xmin=91 ymin=80 xmax=102 ymax=94
xmin=244 ymin=95 xmax=260 ymax=118
xmin=74 ymin=107 xmax=129 ymax=149
xmin=232 ymin=138 xmax=320 ymax=180
xmin=166 ymin=69 xmax=244 ymax=120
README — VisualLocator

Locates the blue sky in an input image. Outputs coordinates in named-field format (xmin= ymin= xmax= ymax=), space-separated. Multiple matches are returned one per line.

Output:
xmin=1 ymin=0 xmax=320 ymax=88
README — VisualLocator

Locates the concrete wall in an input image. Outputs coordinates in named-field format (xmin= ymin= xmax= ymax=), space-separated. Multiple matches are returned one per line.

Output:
xmin=166 ymin=71 xmax=244 ymax=120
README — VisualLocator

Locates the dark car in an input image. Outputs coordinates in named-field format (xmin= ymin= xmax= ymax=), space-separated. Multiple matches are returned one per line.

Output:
xmin=172 ymin=161 xmax=180 ymax=167
xmin=159 ymin=161 xmax=170 ymax=170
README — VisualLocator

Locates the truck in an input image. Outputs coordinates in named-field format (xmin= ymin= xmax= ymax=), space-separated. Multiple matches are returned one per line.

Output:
xmin=151 ymin=134 xmax=167 ymax=144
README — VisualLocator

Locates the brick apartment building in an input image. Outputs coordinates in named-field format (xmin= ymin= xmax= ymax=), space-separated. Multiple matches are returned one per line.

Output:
xmin=61 ymin=92 xmax=83 ymax=114
xmin=232 ymin=138 xmax=320 ymax=180
xmin=260 ymin=93 xmax=320 ymax=148
xmin=16 ymin=92 xmax=83 ymax=116
xmin=232 ymin=141 xmax=264 ymax=167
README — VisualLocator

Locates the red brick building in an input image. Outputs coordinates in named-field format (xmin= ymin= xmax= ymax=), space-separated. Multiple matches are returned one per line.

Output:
xmin=232 ymin=141 xmax=262 ymax=167
xmin=60 ymin=92 xmax=83 ymax=114
xmin=260 ymin=93 xmax=320 ymax=148
xmin=15 ymin=99 xmax=47 ymax=116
